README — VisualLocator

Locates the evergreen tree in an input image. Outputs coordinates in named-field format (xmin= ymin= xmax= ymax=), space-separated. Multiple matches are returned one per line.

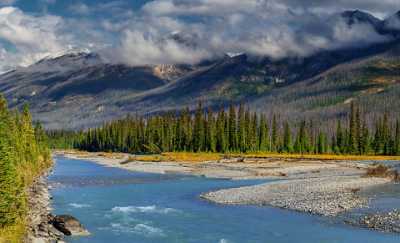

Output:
xmin=294 ymin=120 xmax=309 ymax=154
xmin=216 ymin=107 xmax=227 ymax=152
xmin=336 ymin=120 xmax=344 ymax=154
xmin=237 ymin=103 xmax=246 ymax=152
xmin=348 ymin=102 xmax=357 ymax=154
xmin=282 ymin=121 xmax=292 ymax=153
xmin=271 ymin=115 xmax=278 ymax=152
xmin=394 ymin=120 xmax=400 ymax=155
xmin=228 ymin=104 xmax=237 ymax=151
xmin=193 ymin=102 xmax=205 ymax=152
xmin=258 ymin=115 xmax=269 ymax=151
xmin=206 ymin=107 xmax=217 ymax=152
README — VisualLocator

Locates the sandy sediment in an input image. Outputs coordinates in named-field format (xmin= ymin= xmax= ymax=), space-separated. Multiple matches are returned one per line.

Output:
xmin=56 ymin=151 xmax=368 ymax=180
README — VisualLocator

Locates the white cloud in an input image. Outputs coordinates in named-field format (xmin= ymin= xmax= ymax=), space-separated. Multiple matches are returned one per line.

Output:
xmin=113 ymin=0 xmax=393 ymax=64
xmin=0 ymin=7 xmax=72 ymax=72
xmin=1 ymin=1 xmax=400 ymax=71
xmin=142 ymin=0 xmax=264 ymax=16
xmin=116 ymin=29 xmax=211 ymax=65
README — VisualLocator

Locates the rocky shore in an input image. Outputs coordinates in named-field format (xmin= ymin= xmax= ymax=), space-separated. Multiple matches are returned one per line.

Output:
xmin=359 ymin=210 xmax=400 ymax=233
xmin=25 ymin=172 xmax=89 ymax=243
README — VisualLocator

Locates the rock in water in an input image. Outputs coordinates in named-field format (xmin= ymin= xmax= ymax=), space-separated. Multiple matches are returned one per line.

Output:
xmin=51 ymin=215 xmax=90 ymax=236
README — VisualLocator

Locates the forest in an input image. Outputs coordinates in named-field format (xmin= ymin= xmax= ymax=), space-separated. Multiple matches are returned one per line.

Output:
xmin=0 ymin=96 xmax=51 ymax=241
xmin=49 ymin=102 xmax=400 ymax=156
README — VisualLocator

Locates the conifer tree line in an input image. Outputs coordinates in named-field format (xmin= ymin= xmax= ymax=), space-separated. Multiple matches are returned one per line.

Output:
xmin=50 ymin=102 xmax=400 ymax=156
xmin=0 ymin=95 xmax=51 ymax=231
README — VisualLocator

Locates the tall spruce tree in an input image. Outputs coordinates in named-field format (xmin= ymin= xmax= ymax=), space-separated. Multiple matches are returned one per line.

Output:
xmin=394 ymin=120 xmax=400 ymax=155
xmin=271 ymin=115 xmax=278 ymax=152
xmin=282 ymin=121 xmax=292 ymax=153
xmin=348 ymin=102 xmax=357 ymax=154
xmin=228 ymin=104 xmax=237 ymax=151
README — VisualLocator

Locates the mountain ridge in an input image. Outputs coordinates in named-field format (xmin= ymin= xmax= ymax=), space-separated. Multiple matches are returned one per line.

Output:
xmin=1 ymin=10 xmax=400 ymax=129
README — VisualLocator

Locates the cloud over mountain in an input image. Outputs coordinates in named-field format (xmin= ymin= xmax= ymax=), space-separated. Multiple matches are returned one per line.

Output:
xmin=0 ymin=0 xmax=399 ymax=71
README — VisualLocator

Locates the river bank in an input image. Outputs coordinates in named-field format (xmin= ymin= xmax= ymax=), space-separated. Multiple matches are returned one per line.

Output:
xmin=55 ymin=150 xmax=399 ymax=233
xmin=25 ymin=172 xmax=64 ymax=243
xmin=25 ymin=169 xmax=90 ymax=243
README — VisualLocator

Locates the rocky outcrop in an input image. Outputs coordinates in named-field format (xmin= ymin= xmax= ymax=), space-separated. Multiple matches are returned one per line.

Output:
xmin=50 ymin=215 xmax=90 ymax=236
xmin=25 ymin=173 xmax=89 ymax=243
xmin=25 ymin=175 xmax=64 ymax=243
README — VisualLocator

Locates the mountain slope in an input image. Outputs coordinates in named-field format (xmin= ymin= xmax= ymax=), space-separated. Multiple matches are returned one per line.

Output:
xmin=0 ymin=11 xmax=400 ymax=129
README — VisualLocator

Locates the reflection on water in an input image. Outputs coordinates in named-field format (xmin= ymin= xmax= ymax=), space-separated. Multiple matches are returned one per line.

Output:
xmin=49 ymin=157 xmax=400 ymax=243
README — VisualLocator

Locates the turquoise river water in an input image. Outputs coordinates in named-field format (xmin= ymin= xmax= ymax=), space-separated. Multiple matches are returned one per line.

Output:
xmin=48 ymin=156 xmax=400 ymax=243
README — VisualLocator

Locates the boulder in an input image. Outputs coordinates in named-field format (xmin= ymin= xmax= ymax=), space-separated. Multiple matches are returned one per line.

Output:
xmin=50 ymin=215 xmax=90 ymax=236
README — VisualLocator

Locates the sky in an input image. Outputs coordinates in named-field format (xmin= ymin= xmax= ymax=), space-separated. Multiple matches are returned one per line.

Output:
xmin=0 ymin=0 xmax=400 ymax=72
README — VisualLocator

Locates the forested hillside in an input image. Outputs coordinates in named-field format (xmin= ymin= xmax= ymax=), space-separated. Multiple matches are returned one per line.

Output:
xmin=2 ymin=38 xmax=400 ymax=130
xmin=49 ymin=102 xmax=400 ymax=156
xmin=0 ymin=96 xmax=51 ymax=242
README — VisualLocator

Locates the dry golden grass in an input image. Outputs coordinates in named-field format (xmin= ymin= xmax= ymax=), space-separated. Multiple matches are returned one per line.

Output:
xmin=133 ymin=152 xmax=222 ymax=163
xmin=0 ymin=219 xmax=26 ymax=243
xmin=239 ymin=152 xmax=400 ymax=161
xmin=131 ymin=152 xmax=399 ymax=163
xmin=60 ymin=149 xmax=400 ymax=163
xmin=162 ymin=152 xmax=222 ymax=163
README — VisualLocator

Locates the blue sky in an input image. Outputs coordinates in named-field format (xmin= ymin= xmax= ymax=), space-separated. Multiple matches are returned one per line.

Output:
xmin=0 ymin=0 xmax=399 ymax=72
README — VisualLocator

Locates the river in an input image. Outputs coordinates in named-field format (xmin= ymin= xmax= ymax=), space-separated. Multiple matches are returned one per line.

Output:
xmin=48 ymin=156 xmax=400 ymax=243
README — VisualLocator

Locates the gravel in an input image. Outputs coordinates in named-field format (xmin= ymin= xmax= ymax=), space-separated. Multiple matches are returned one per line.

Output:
xmin=201 ymin=176 xmax=391 ymax=217
xmin=359 ymin=210 xmax=400 ymax=233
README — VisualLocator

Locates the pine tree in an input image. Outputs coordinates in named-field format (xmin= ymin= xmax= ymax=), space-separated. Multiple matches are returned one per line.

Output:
xmin=382 ymin=113 xmax=391 ymax=155
xmin=317 ymin=132 xmax=327 ymax=154
xmin=348 ymin=102 xmax=357 ymax=154
xmin=0 ymin=98 xmax=25 ymax=227
xmin=394 ymin=120 xmax=400 ymax=155
xmin=271 ymin=115 xmax=278 ymax=152
xmin=294 ymin=120 xmax=309 ymax=154
xmin=258 ymin=114 xmax=269 ymax=151
xmin=216 ymin=107 xmax=227 ymax=152
xmin=355 ymin=105 xmax=362 ymax=154
xmin=193 ymin=102 xmax=205 ymax=152
xmin=336 ymin=120 xmax=344 ymax=154
xmin=237 ymin=103 xmax=246 ymax=152
xmin=359 ymin=120 xmax=370 ymax=155
xmin=206 ymin=107 xmax=217 ymax=152
xmin=282 ymin=121 xmax=292 ymax=153
xmin=228 ymin=104 xmax=237 ymax=151
xmin=373 ymin=118 xmax=383 ymax=155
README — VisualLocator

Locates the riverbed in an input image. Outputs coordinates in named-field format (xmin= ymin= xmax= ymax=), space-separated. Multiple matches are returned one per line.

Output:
xmin=48 ymin=156 xmax=400 ymax=243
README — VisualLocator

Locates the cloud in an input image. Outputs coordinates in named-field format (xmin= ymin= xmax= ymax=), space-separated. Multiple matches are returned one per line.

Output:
xmin=0 ymin=7 xmax=103 ymax=71
xmin=115 ymin=29 xmax=212 ymax=65
xmin=1 ymin=1 xmax=400 ymax=71
xmin=111 ymin=0 xmax=392 ymax=64
xmin=142 ymin=0 xmax=262 ymax=16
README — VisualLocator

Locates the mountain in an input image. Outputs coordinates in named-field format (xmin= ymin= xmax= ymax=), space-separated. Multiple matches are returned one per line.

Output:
xmin=381 ymin=11 xmax=400 ymax=37
xmin=341 ymin=10 xmax=382 ymax=30
xmin=0 ymin=11 xmax=400 ymax=130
